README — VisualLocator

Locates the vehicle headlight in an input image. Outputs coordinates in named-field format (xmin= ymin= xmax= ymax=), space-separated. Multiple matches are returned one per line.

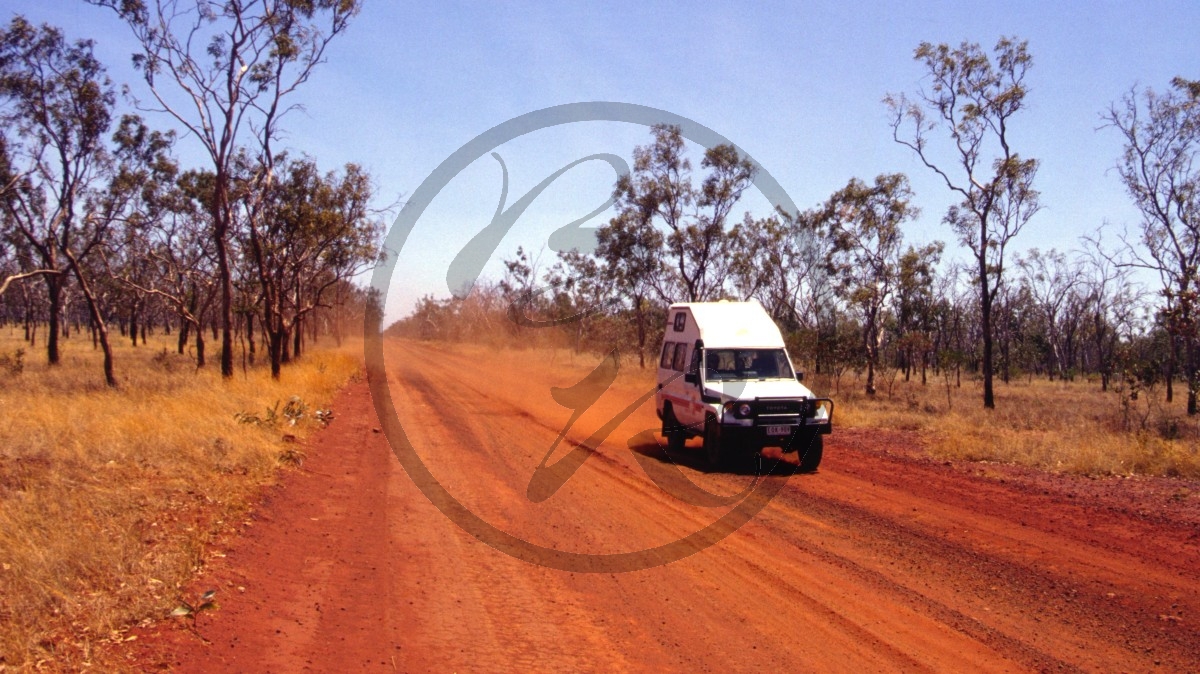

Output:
xmin=737 ymin=403 xmax=752 ymax=417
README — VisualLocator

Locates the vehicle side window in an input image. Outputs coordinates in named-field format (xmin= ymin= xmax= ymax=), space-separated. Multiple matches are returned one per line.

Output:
xmin=672 ymin=312 xmax=687 ymax=332
xmin=672 ymin=343 xmax=689 ymax=371
xmin=660 ymin=341 xmax=676 ymax=369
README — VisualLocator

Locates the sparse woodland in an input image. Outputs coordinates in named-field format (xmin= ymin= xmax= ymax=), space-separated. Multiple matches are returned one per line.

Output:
xmin=0 ymin=2 xmax=385 ymax=387
xmin=0 ymin=9 xmax=1199 ymax=669
xmin=392 ymin=40 xmax=1200 ymax=439
xmin=0 ymin=3 xmax=382 ymax=668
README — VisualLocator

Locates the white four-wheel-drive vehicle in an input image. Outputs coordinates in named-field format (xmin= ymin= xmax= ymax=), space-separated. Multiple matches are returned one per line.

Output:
xmin=655 ymin=300 xmax=832 ymax=471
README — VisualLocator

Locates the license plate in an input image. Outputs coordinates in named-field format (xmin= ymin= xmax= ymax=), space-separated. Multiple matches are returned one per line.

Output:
xmin=765 ymin=425 xmax=793 ymax=436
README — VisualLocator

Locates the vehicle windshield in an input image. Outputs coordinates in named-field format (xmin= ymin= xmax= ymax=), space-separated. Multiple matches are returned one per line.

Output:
xmin=703 ymin=348 xmax=794 ymax=381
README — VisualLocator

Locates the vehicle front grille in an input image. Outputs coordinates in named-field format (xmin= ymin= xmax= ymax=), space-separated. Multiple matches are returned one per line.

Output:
xmin=753 ymin=399 xmax=806 ymax=416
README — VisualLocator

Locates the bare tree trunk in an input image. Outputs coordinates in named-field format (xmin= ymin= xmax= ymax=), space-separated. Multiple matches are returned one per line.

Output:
xmin=269 ymin=328 xmax=283 ymax=379
xmin=864 ymin=315 xmax=879 ymax=396
xmin=195 ymin=325 xmax=206 ymax=368
xmin=214 ymin=203 xmax=235 ymax=378
xmin=293 ymin=279 xmax=303 ymax=359
xmin=333 ymin=298 xmax=343 ymax=346
xmin=66 ymin=253 xmax=117 ymax=387
xmin=92 ymin=316 xmax=116 ymax=387
xmin=1188 ymin=339 xmax=1198 ymax=416
xmin=1167 ymin=339 xmax=1176 ymax=403
xmin=178 ymin=316 xmax=190 ymax=355
xmin=238 ymin=312 xmax=248 ymax=375
xmin=293 ymin=315 xmax=302 ymax=360
xmin=45 ymin=274 xmax=62 ymax=365
xmin=262 ymin=285 xmax=284 ymax=379
xmin=980 ymin=254 xmax=995 ymax=409
xmin=281 ymin=325 xmax=291 ymax=364
xmin=23 ymin=287 xmax=34 ymax=344
xmin=246 ymin=311 xmax=256 ymax=366
xmin=635 ymin=295 xmax=647 ymax=369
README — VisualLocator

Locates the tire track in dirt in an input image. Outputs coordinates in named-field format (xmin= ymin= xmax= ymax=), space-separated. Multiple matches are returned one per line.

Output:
xmin=121 ymin=340 xmax=1200 ymax=671
xmin=396 ymin=374 xmax=929 ymax=670
xmin=389 ymin=340 xmax=1199 ymax=671
xmin=772 ymin=465 xmax=1200 ymax=671
xmin=396 ymin=348 xmax=1050 ymax=670
xmin=387 ymin=342 xmax=1029 ymax=672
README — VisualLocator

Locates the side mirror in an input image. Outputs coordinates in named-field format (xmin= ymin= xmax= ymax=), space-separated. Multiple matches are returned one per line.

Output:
xmin=684 ymin=372 xmax=699 ymax=385
xmin=796 ymin=372 xmax=805 ymax=382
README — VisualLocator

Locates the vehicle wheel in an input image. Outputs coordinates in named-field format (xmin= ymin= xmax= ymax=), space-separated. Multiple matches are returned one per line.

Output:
xmin=798 ymin=434 xmax=823 ymax=472
xmin=663 ymin=405 xmax=686 ymax=453
xmin=704 ymin=417 xmax=724 ymax=470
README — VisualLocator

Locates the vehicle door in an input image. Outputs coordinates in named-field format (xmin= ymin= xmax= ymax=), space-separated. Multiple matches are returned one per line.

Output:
xmin=679 ymin=344 xmax=707 ymax=428
xmin=663 ymin=341 xmax=698 ymax=428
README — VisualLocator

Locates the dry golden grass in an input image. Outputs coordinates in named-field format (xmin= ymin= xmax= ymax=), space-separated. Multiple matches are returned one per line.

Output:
xmin=821 ymin=368 xmax=1200 ymax=479
xmin=0 ymin=327 xmax=361 ymax=671
xmin=405 ymin=336 xmax=1200 ymax=480
xmin=10 ymin=323 xmax=1189 ymax=667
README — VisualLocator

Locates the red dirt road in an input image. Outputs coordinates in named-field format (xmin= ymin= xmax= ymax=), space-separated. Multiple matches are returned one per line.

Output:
xmin=125 ymin=340 xmax=1200 ymax=672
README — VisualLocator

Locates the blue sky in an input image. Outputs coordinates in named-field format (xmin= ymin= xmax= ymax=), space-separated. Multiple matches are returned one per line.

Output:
xmin=15 ymin=1 xmax=1200 ymax=320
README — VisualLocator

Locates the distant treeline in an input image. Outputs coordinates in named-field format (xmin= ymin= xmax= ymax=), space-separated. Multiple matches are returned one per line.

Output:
xmin=391 ymin=39 xmax=1200 ymax=412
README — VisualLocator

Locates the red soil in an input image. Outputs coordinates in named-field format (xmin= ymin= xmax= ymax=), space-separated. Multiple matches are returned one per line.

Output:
xmin=118 ymin=341 xmax=1200 ymax=672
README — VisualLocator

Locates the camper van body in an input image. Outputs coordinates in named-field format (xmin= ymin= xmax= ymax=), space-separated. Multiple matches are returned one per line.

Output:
xmin=655 ymin=301 xmax=832 ymax=470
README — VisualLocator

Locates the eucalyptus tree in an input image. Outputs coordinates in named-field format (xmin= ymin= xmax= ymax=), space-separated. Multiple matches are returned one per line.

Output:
xmin=1106 ymin=77 xmax=1200 ymax=413
xmin=103 ymin=115 xmax=178 ymax=348
xmin=0 ymin=17 xmax=121 ymax=382
xmin=1 ymin=64 xmax=169 ymax=387
xmin=92 ymin=0 xmax=362 ymax=378
xmin=240 ymin=154 xmax=381 ymax=377
xmin=269 ymin=157 xmax=379 ymax=360
xmin=1 ymin=139 xmax=52 ymax=300
xmin=727 ymin=210 xmax=828 ymax=333
xmin=108 ymin=146 xmax=223 ymax=365
xmin=613 ymin=124 xmax=756 ymax=302
xmin=887 ymin=37 xmax=1041 ymax=408
xmin=1079 ymin=237 xmax=1142 ymax=391
xmin=498 ymin=245 xmax=540 ymax=314
xmin=593 ymin=208 xmax=663 ymax=367
xmin=168 ymin=170 xmax=220 ymax=363
xmin=543 ymin=248 xmax=610 ymax=356
xmin=821 ymin=173 xmax=921 ymax=395
xmin=894 ymin=241 xmax=944 ymax=383
xmin=1015 ymin=248 xmax=1081 ymax=380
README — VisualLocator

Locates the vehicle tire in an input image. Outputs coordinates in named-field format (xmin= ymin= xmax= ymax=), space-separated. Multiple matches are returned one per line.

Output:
xmin=704 ymin=416 xmax=724 ymax=470
xmin=798 ymin=434 xmax=823 ymax=472
xmin=663 ymin=405 xmax=686 ymax=453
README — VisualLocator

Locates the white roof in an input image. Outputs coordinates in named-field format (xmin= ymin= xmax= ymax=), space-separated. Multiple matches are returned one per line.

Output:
xmin=672 ymin=301 xmax=785 ymax=348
